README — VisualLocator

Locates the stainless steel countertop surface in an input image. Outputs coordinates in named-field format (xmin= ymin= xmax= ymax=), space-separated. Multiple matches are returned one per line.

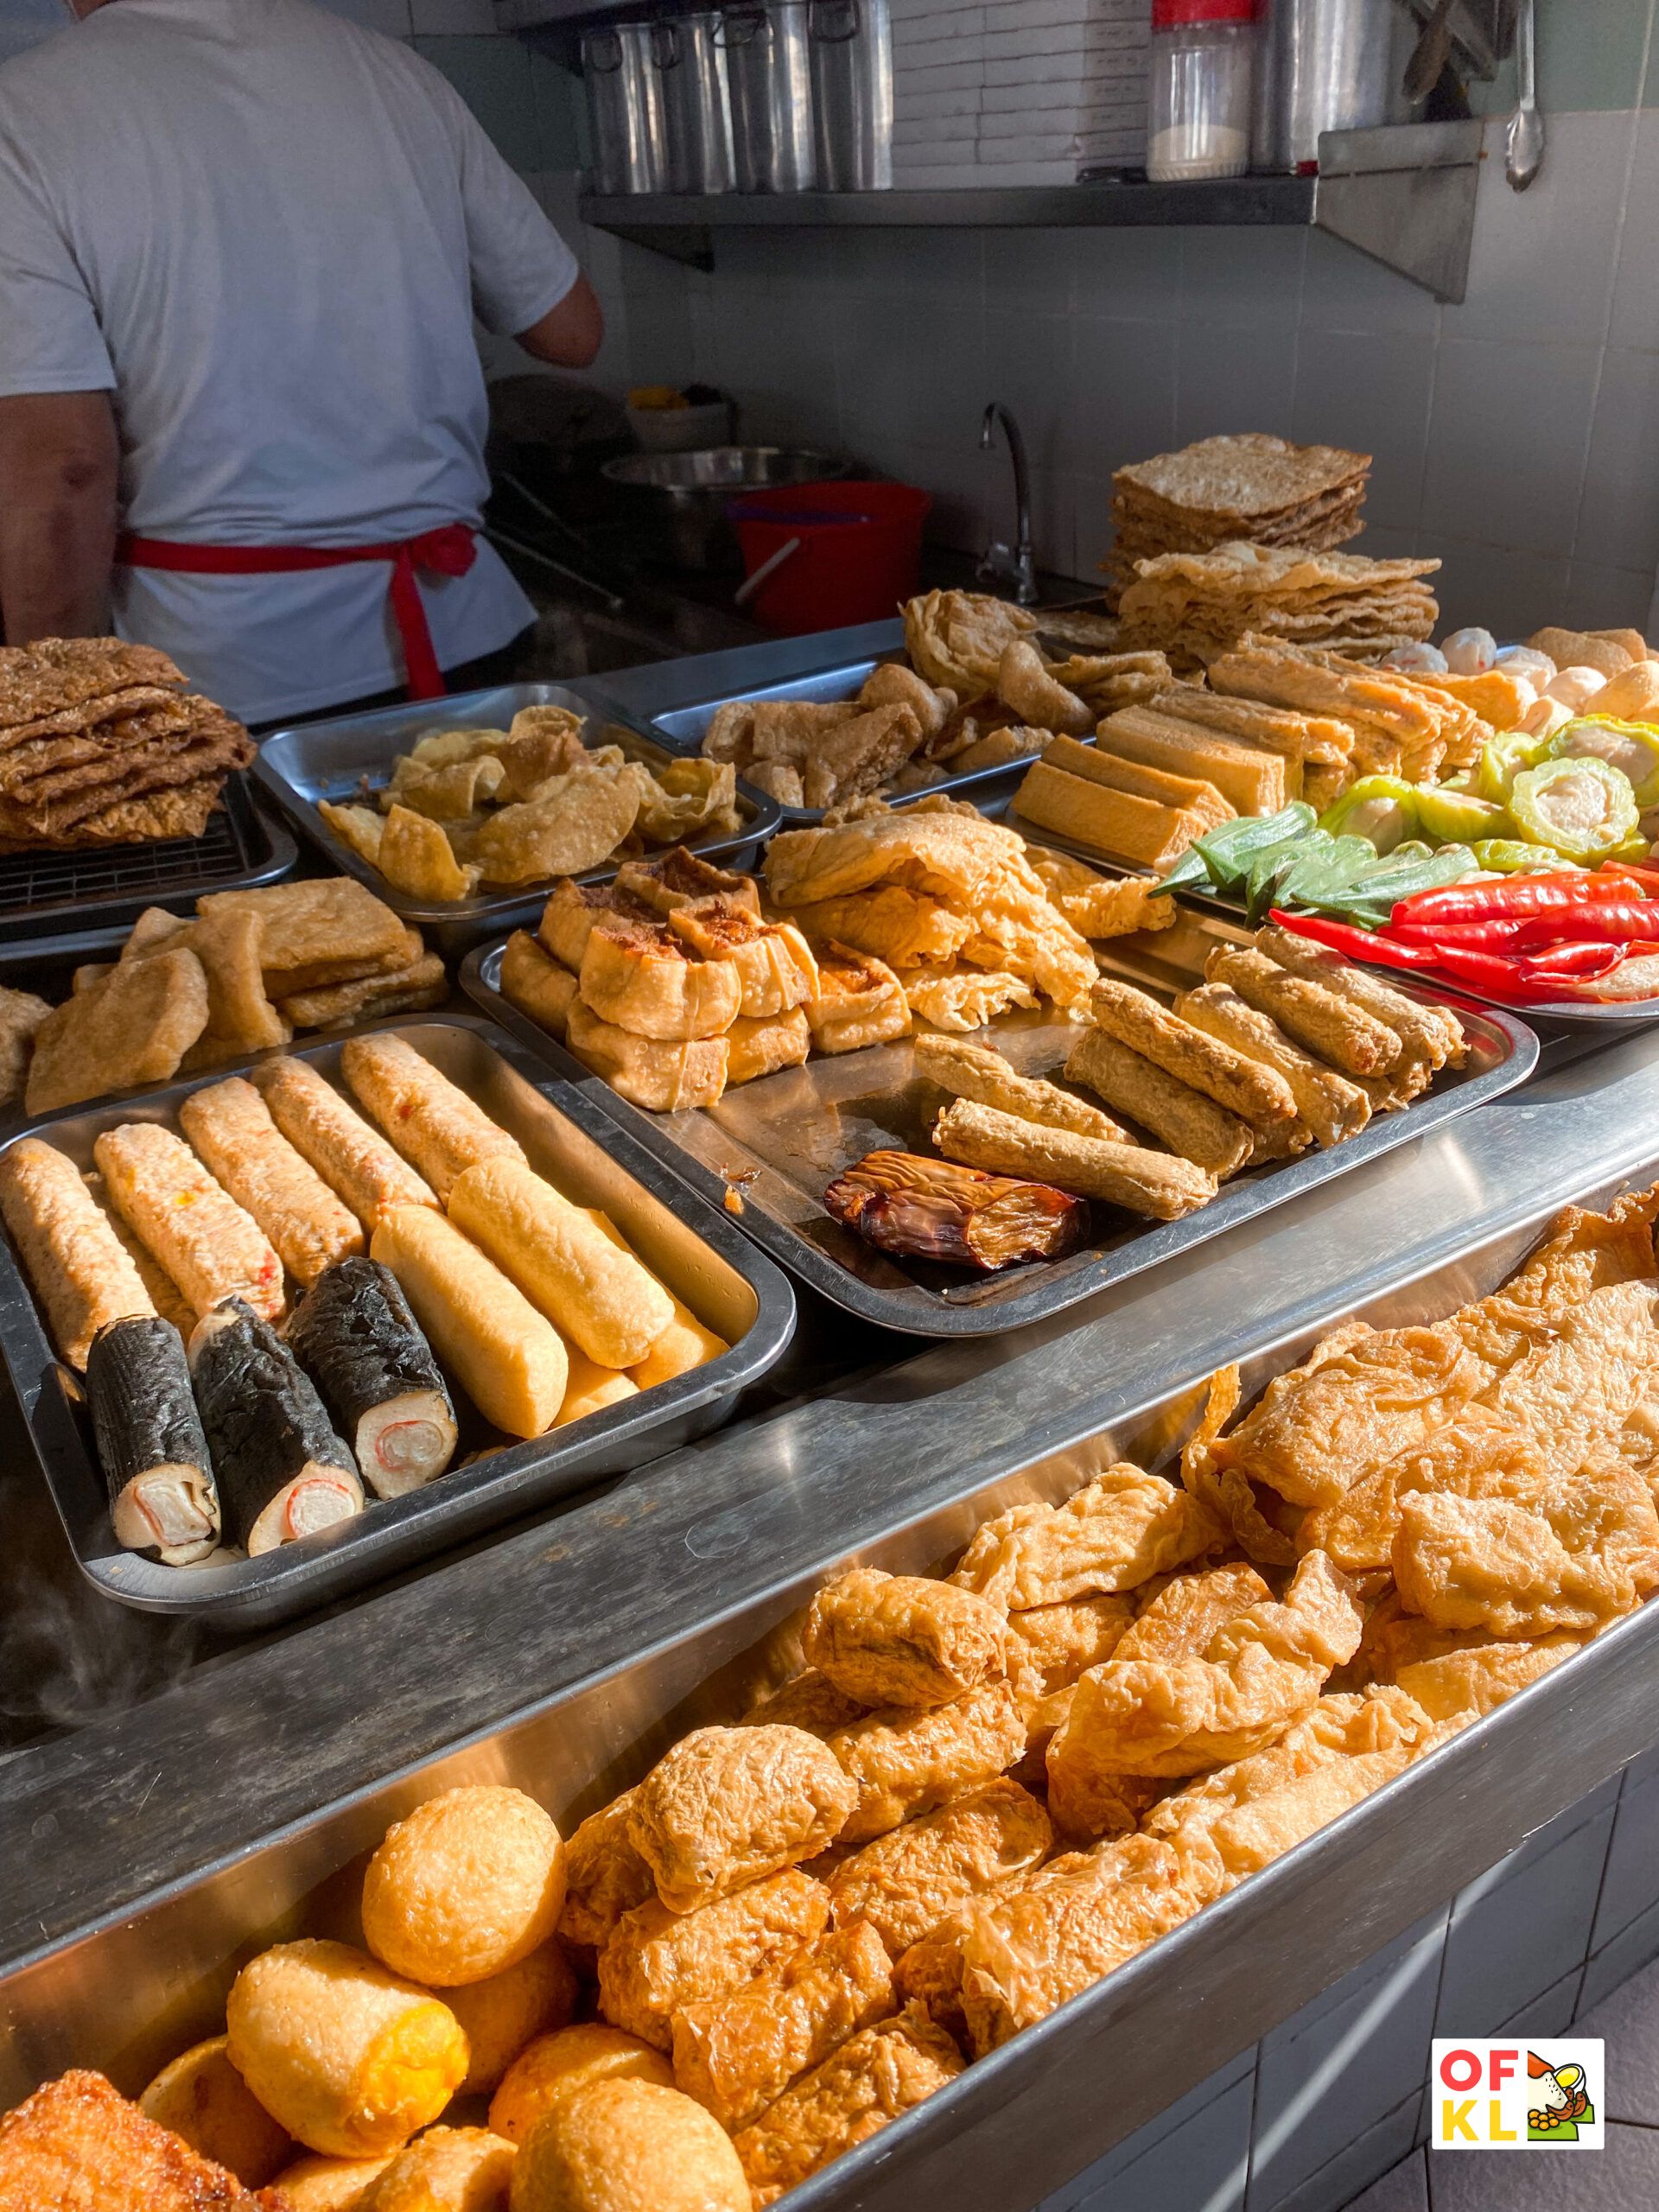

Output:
xmin=0 ymin=1023 xmax=1654 ymax=1969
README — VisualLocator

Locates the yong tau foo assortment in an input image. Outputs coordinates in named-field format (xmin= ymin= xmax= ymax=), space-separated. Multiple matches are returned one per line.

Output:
xmin=317 ymin=703 xmax=744 ymax=903
xmin=0 ymin=1033 xmax=726 ymax=1567
xmin=10 ymin=1179 xmax=1659 ymax=2205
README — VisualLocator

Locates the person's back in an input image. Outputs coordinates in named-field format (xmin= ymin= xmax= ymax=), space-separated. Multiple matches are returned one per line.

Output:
xmin=0 ymin=0 xmax=597 ymax=721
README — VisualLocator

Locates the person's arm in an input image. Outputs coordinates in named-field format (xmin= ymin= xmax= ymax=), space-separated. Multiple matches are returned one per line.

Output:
xmin=0 ymin=391 xmax=118 ymax=643
xmin=515 ymin=271 xmax=603 ymax=370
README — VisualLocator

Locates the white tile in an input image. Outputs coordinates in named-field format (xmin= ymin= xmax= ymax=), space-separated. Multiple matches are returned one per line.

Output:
xmin=984 ymin=312 xmax=1073 ymax=473
xmin=1437 ymin=1809 xmax=1616 ymax=2036
xmin=1175 ymin=321 xmax=1298 ymax=446
xmin=982 ymin=227 xmax=1076 ymax=317
xmin=1421 ymin=340 xmax=1603 ymax=560
xmin=833 ymin=298 xmax=987 ymax=458
xmin=1609 ymin=110 xmax=1659 ymax=353
xmin=1071 ymin=226 xmax=1184 ymax=319
xmin=836 ymin=226 xmax=986 ymax=309
xmin=1067 ymin=316 xmax=1179 ymax=476
xmin=1291 ymin=328 xmax=1435 ymax=534
xmin=1577 ymin=346 xmax=1659 ymax=575
xmin=1561 ymin=561 xmax=1655 ymax=634
xmin=1300 ymin=230 xmax=1441 ymax=338
xmin=1429 ymin=537 xmax=1576 ymax=642
xmin=1180 ymin=226 xmax=1307 ymax=329
xmin=1430 ymin=2122 xmax=1659 ymax=2212
xmin=409 ymin=0 xmax=493 ymax=29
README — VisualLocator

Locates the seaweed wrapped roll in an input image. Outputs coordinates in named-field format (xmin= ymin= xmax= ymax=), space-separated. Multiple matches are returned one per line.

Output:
xmin=286 ymin=1258 xmax=456 ymax=1498
xmin=188 ymin=1299 xmax=362 ymax=1554
xmin=86 ymin=1315 xmax=219 ymax=1566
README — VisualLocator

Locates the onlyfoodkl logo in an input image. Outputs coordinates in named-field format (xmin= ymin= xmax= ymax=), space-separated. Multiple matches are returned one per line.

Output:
xmin=1430 ymin=2040 xmax=1604 ymax=2149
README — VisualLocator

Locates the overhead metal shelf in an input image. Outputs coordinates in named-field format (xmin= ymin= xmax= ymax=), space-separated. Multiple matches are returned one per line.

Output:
xmin=580 ymin=120 xmax=1484 ymax=302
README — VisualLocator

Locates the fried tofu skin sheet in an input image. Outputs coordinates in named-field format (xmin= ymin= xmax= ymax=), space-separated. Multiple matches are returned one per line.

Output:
xmin=597 ymin=1872 xmax=832 ymax=2050
xmin=671 ymin=1920 xmax=895 ymax=2131
xmin=1392 ymin=1470 xmax=1659 ymax=1638
xmin=626 ymin=1724 xmax=858 ymax=1913
xmin=556 ymin=1791 xmax=655 ymax=1953
xmin=803 ymin=1567 xmax=1008 ymax=1710
xmin=827 ymin=1778 xmax=1052 ymax=1957
xmin=732 ymin=2004 xmax=965 ymax=2205
xmin=742 ymin=1670 xmax=868 ymax=1738
xmin=1048 ymin=1551 xmax=1364 ymax=1781
xmin=957 ymin=1834 xmax=1221 ymax=2056
xmin=949 ymin=1463 xmax=1222 ymax=1610
xmin=0 ymin=2069 xmax=284 ymax=2212
xmin=1004 ymin=1593 xmax=1138 ymax=1710
xmin=827 ymin=1678 xmax=1027 ymax=1843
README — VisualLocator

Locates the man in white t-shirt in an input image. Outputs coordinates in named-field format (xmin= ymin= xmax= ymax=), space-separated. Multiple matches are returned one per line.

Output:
xmin=0 ymin=0 xmax=602 ymax=726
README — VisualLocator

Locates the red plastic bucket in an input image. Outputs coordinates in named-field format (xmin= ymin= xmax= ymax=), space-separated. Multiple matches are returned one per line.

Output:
xmin=728 ymin=479 xmax=931 ymax=634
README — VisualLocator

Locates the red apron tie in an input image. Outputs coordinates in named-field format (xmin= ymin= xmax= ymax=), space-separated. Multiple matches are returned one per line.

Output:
xmin=115 ymin=522 xmax=480 ymax=701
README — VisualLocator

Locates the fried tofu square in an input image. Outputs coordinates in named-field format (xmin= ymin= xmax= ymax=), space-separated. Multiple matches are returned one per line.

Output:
xmin=198 ymin=880 xmax=412 ymax=996
xmin=499 ymin=931 xmax=579 ymax=1041
xmin=276 ymin=951 xmax=446 ymax=1032
xmin=803 ymin=940 xmax=911 ymax=1057
xmin=26 ymin=950 xmax=210 ymax=1116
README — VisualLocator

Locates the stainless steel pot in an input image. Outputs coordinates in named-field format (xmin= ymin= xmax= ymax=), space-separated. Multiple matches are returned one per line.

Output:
xmin=651 ymin=11 xmax=737 ymax=195
xmin=580 ymin=22 xmax=667 ymax=195
xmin=601 ymin=446 xmax=850 ymax=571
xmin=809 ymin=0 xmax=892 ymax=191
xmin=720 ymin=2 xmax=817 ymax=192
xmin=1251 ymin=0 xmax=1402 ymax=170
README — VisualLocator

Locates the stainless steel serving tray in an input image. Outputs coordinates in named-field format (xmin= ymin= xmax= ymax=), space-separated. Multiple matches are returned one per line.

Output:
xmin=0 ymin=1013 xmax=795 ymax=1630
xmin=462 ymin=899 xmax=1537 ymax=1335
xmin=8 ymin=1100 xmax=1659 ymax=2211
xmin=251 ymin=683 xmax=784 ymax=957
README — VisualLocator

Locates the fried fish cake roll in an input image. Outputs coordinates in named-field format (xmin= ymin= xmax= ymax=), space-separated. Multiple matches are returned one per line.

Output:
xmin=571 ymin=1211 xmax=729 ymax=1388
xmin=597 ymin=1870 xmax=831 ymax=2050
xmin=94 ymin=1122 xmax=284 ymax=1322
xmin=826 ymin=1778 xmax=1053 ymax=1959
xmin=226 ymin=1938 xmax=467 ymax=2159
xmin=88 ymin=1314 xmax=219 ymax=1565
xmin=827 ymin=1677 xmax=1027 ymax=1843
xmin=341 ymin=1035 xmax=526 ymax=1203
xmin=511 ymin=2080 xmax=751 ymax=2212
xmin=371 ymin=1205 xmax=568 ymax=1440
xmin=626 ymin=1723 xmax=858 ymax=1912
xmin=257 ymin=1057 xmax=439 ymax=1231
xmin=180 ymin=1076 xmax=365 ymax=1287
xmin=286 ymin=1257 xmax=456 ymax=1497
xmin=1255 ymin=923 xmax=1465 ymax=1070
xmin=802 ymin=1567 xmax=1007 ymax=1710
xmin=138 ymin=2033 xmax=293 ymax=2187
xmin=671 ymin=1920 xmax=896 ymax=2132
xmin=0 ymin=1136 xmax=155 ymax=1370
xmin=489 ymin=2024 xmax=672 ymax=2146
xmin=934 ymin=1098 xmax=1217 ymax=1219
xmin=1087 ymin=975 xmax=1299 ymax=1130
xmin=1063 ymin=1029 xmax=1252 ymax=1178
xmin=1174 ymin=982 xmax=1371 ymax=1149
xmin=914 ymin=1033 xmax=1134 ymax=1146
xmin=1203 ymin=944 xmax=1402 ymax=1081
xmin=553 ymin=1335 xmax=639 ymax=1426
xmin=362 ymin=1784 xmax=567 ymax=1986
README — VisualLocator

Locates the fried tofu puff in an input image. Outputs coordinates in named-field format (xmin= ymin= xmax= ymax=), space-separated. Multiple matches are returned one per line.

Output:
xmin=827 ymin=1678 xmax=1027 ymax=1844
xmin=266 ymin=2150 xmax=397 ymax=2210
xmin=597 ymin=1871 xmax=831 ymax=2050
xmin=626 ymin=1724 xmax=858 ymax=1913
xmin=489 ymin=2026 xmax=673 ymax=2146
xmin=556 ymin=1794 xmax=655 ymax=1952
xmin=801 ymin=1567 xmax=1008 ymax=1710
xmin=225 ymin=1939 xmax=468 ymax=2158
xmin=948 ymin=1465 xmax=1222 ymax=1611
xmin=826 ymin=1779 xmax=1053 ymax=1958
xmin=359 ymin=2126 xmax=516 ymax=2212
xmin=445 ymin=1945 xmax=581 ymax=2098
xmin=362 ymin=1786 xmax=567 ymax=1986
xmin=138 ymin=2032 xmax=293 ymax=2186
xmin=508 ymin=2080 xmax=749 ymax=2212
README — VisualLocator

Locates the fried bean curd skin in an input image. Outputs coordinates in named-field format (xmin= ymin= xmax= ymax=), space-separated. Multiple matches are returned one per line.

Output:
xmin=445 ymin=1945 xmax=581 ymax=2099
xmin=1004 ymin=1593 xmax=1138 ymax=1709
xmin=802 ymin=1567 xmax=1008 ymax=1711
xmin=827 ymin=1677 xmax=1027 ymax=1843
xmin=1048 ymin=1550 xmax=1363 ymax=1779
xmin=1203 ymin=944 xmax=1402 ymax=1081
xmin=626 ymin=1724 xmax=858 ymax=1914
xmin=949 ymin=1462 xmax=1223 ymax=1610
xmin=1176 ymin=983 xmax=1371 ymax=1149
xmin=827 ymin=1778 xmax=1053 ymax=1957
xmin=671 ymin=1920 xmax=895 ymax=2131
xmin=1394 ymin=1637 xmax=1586 ymax=1722
xmin=556 ymin=1792 xmax=656 ymax=1951
xmin=510 ymin=2079 xmax=750 ymax=2212
xmin=1179 ymin=1367 xmax=1300 ymax=1568
xmin=1086 ymin=976 xmax=1299 ymax=1132
xmin=361 ymin=1786 xmax=567 ymax=1987
xmin=741 ymin=1669 xmax=868 ymax=1738
xmin=488 ymin=2026 xmax=672 ymax=2146
xmin=913 ymin=1033 xmax=1134 ymax=1147
xmin=732 ymin=2004 xmax=965 ymax=2204
xmin=957 ymin=1834 xmax=1222 ymax=2056
xmin=596 ymin=1871 xmax=832 ymax=2050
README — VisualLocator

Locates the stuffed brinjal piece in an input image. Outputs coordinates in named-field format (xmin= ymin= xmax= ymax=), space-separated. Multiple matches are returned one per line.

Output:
xmin=285 ymin=1256 xmax=457 ymax=1498
xmin=188 ymin=1298 xmax=362 ymax=1554
xmin=86 ymin=1315 xmax=220 ymax=1566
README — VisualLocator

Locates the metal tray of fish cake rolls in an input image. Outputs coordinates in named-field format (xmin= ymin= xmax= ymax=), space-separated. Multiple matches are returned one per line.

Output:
xmin=0 ymin=1012 xmax=795 ymax=1629
xmin=251 ymin=682 xmax=784 ymax=957
xmin=461 ymin=893 xmax=1539 ymax=1337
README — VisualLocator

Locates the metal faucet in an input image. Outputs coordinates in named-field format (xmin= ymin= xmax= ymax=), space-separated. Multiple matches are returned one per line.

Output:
xmin=976 ymin=402 xmax=1039 ymax=606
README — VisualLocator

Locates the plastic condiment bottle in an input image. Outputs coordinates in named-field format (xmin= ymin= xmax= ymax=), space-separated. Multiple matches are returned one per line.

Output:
xmin=1146 ymin=0 xmax=1258 ymax=183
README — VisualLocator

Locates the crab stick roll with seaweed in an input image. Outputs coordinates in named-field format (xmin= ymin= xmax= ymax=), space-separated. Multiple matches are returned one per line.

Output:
xmin=287 ymin=1257 xmax=457 ymax=1497
xmin=226 ymin=1938 xmax=467 ymax=2159
xmin=188 ymin=1299 xmax=361 ymax=1553
xmin=340 ymin=1034 xmax=524 ymax=1204
xmin=86 ymin=1314 xmax=219 ymax=1564
xmin=371 ymin=1205 xmax=566 ymax=1440
xmin=94 ymin=1122 xmax=284 ymax=1322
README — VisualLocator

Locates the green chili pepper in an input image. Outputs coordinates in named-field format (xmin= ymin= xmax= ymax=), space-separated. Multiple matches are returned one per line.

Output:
xmin=1509 ymin=756 xmax=1641 ymax=863
xmin=1156 ymin=803 xmax=1317 ymax=893
xmin=1471 ymin=838 xmax=1582 ymax=874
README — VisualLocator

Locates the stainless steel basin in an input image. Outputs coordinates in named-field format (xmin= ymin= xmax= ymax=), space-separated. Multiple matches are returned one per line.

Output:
xmin=601 ymin=445 xmax=851 ymax=571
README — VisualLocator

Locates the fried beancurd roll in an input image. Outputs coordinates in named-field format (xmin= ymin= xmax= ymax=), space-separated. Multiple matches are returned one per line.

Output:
xmin=0 ymin=1136 xmax=155 ymax=1369
xmin=1255 ymin=923 xmax=1465 ymax=1070
xmin=510 ymin=2079 xmax=751 ymax=2212
xmin=935 ymin=1098 xmax=1217 ymax=1219
xmin=913 ymin=1033 xmax=1135 ymax=1146
xmin=361 ymin=1784 xmax=567 ymax=1986
xmin=371 ymin=1205 xmax=568 ymax=1439
xmin=1087 ymin=975 xmax=1299 ymax=1129
xmin=626 ymin=1723 xmax=859 ymax=1912
xmin=1175 ymin=982 xmax=1371 ymax=1149
xmin=1204 ymin=944 xmax=1402 ymax=1081
xmin=225 ymin=1938 xmax=468 ymax=2159
xmin=139 ymin=2032 xmax=293 ymax=2187
xmin=489 ymin=2025 xmax=673 ymax=2147
xmin=257 ymin=1057 xmax=439 ymax=1230
xmin=180 ymin=1076 xmax=365 ymax=1287
xmin=95 ymin=1122 xmax=285 ymax=1321
xmin=448 ymin=1157 xmax=674 ymax=1371
xmin=596 ymin=1872 xmax=831 ymax=2050
xmin=340 ymin=1033 xmax=526 ymax=1203
xmin=802 ymin=1566 xmax=1007 ymax=1710
xmin=1064 ymin=1030 xmax=1252 ymax=1178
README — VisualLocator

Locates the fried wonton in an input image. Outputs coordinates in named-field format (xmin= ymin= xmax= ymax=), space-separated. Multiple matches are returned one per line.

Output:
xmin=472 ymin=765 xmax=640 ymax=887
xmin=375 ymin=804 xmax=479 ymax=902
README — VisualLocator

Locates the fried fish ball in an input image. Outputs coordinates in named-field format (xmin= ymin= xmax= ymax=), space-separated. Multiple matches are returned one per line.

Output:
xmin=626 ymin=1724 xmax=858 ymax=1913
xmin=949 ymin=1463 xmax=1222 ymax=1610
xmin=597 ymin=1870 xmax=831 ymax=2050
xmin=138 ymin=2032 xmax=293 ymax=2186
xmin=489 ymin=2026 xmax=673 ymax=2146
xmin=556 ymin=1793 xmax=654 ymax=1951
xmin=732 ymin=2005 xmax=965 ymax=2202
xmin=827 ymin=1779 xmax=1052 ymax=1958
xmin=509 ymin=2080 xmax=749 ymax=2212
xmin=269 ymin=2150 xmax=397 ymax=2210
xmin=359 ymin=2126 xmax=514 ymax=2211
xmin=362 ymin=1786 xmax=567 ymax=1987
xmin=801 ymin=1567 xmax=1007 ymax=1711
xmin=827 ymin=1677 xmax=1027 ymax=1844
xmin=225 ymin=1938 xmax=468 ymax=2158
xmin=445 ymin=1944 xmax=581 ymax=2097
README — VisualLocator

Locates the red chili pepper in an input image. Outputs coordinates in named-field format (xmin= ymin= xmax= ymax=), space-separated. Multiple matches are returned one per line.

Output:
xmin=1516 ymin=941 xmax=1624 ymax=979
xmin=1385 ymin=917 xmax=1530 ymax=950
xmin=1267 ymin=911 xmax=1437 ymax=969
xmin=1600 ymin=861 xmax=1659 ymax=895
xmin=1408 ymin=944 xmax=1567 ymax=1000
xmin=1393 ymin=873 xmax=1638 ymax=925
xmin=1513 ymin=902 xmax=1659 ymax=950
